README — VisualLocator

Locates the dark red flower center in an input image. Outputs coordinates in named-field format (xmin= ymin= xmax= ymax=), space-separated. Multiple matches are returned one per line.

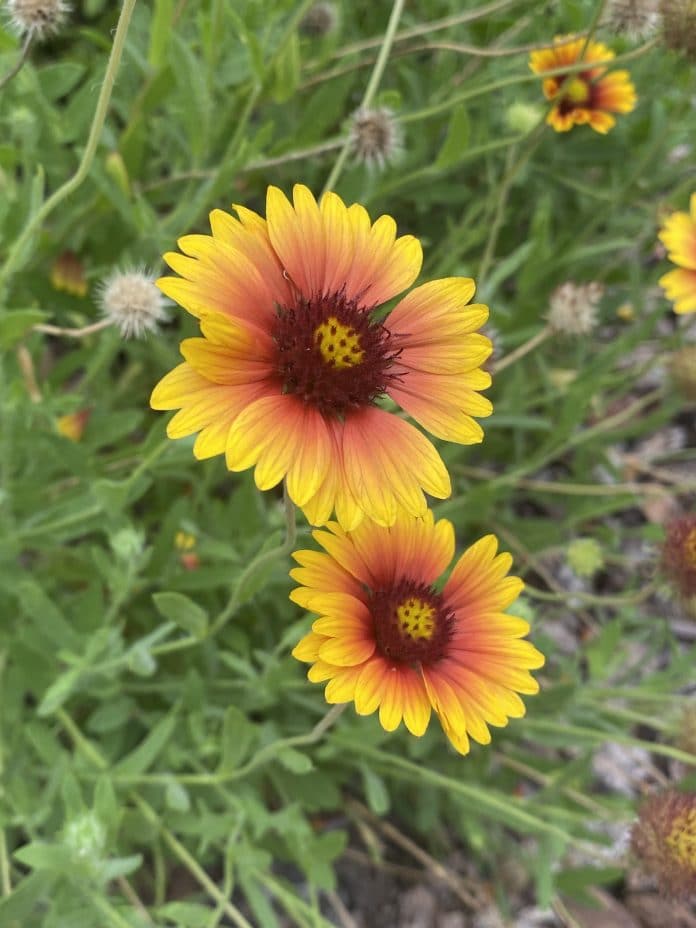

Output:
xmin=271 ymin=290 xmax=401 ymax=418
xmin=556 ymin=72 xmax=598 ymax=114
xmin=370 ymin=579 xmax=453 ymax=665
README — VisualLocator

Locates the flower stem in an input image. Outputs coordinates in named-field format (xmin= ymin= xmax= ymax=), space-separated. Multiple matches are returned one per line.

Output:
xmin=492 ymin=325 xmax=552 ymax=373
xmin=322 ymin=0 xmax=407 ymax=194
xmin=33 ymin=319 xmax=113 ymax=339
xmin=0 ymin=32 xmax=33 ymax=92
xmin=0 ymin=0 xmax=138 ymax=294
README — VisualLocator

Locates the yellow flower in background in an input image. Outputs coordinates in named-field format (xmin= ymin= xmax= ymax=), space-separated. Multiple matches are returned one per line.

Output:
xmin=659 ymin=193 xmax=696 ymax=314
xmin=56 ymin=409 xmax=91 ymax=442
xmin=50 ymin=251 xmax=87 ymax=298
xmin=291 ymin=511 xmax=544 ymax=755
xmin=529 ymin=36 xmax=637 ymax=134
xmin=151 ymin=184 xmax=493 ymax=530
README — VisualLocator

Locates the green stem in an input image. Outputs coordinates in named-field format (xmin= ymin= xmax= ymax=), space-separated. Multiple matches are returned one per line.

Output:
xmin=134 ymin=797 xmax=254 ymax=928
xmin=524 ymin=718 xmax=696 ymax=766
xmin=0 ymin=0 xmax=138 ymax=293
xmin=322 ymin=0 xmax=406 ymax=194
xmin=342 ymin=741 xmax=597 ymax=850
xmin=0 ymin=829 xmax=11 ymax=895
xmin=0 ymin=32 xmax=33 ymax=92
xmin=208 ymin=485 xmax=296 ymax=637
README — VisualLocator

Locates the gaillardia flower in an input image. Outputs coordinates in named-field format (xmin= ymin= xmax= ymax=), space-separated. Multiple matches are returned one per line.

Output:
xmin=151 ymin=185 xmax=493 ymax=529
xmin=662 ymin=513 xmax=696 ymax=613
xmin=529 ymin=36 xmax=637 ymax=133
xmin=658 ymin=194 xmax=696 ymax=315
xmin=291 ymin=512 xmax=544 ymax=754
xmin=631 ymin=789 xmax=696 ymax=898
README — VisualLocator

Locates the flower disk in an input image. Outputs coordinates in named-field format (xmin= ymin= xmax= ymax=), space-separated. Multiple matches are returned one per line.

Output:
xmin=529 ymin=36 xmax=637 ymax=134
xmin=291 ymin=512 xmax=545 ymax=755
xmin=151 ymin=184 xmax=494 ymax=529
xmin=631 ymin=789 xmax=696 ymax=898
xmin=658 ymin=193 xmax=696 ymax=315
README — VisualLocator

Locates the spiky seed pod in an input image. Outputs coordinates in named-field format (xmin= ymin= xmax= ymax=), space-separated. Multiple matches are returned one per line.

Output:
xmin=349 ymin=107 xmax=402 ymax=170
xmin=5 ymin=0 xmax=69 ymax=39
xmin=547 ymin=281 xmax=604 ymax=336
xmin=661 ymin=1 xmax=696 ymax=57
xmin=631 ymin=789 xmax=696 ymax=897
xmin=605 ymin=0 xmax=661 ymax=39
xmin=299 ymin=1 xmax=338 ymax=37
xmin=97 ymin=268 xmax=168 ymax=339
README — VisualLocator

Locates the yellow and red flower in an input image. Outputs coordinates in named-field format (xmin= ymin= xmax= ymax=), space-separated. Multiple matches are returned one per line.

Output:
xmin=151 ymin=185 xmax=493 ymax=529
xmin=658 ymin=193 xmax=696 ymax=315
xmin=529 ymin=36 xmax=637 ymax=134
xmin=291 ymin=511 xmax=544 ymax=755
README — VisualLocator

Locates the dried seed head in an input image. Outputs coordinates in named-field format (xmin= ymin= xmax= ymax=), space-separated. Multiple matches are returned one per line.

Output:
xmin=605 ymin=0 xmax=661 ymax=39
xmin=547 ymin=281 xmax=604 ymax=336
xmin=6 ymin=0 xmax=69 ymax=39
xmin=662 ymin=513 xmax=696 ymax=609
xmin=631 ymin=789 xmax=696 ymax=897
xmin=349 ymin=107 xmax=402 ymax=170
xmin=670 ymin=345 xmax=696 ymax=401
xmin=98 ymin=268 xmax=168 ymax=339
xmin=300 ymin=1 xmax=338 ymax=37
xmin=661 ymin=0 xmax=696 ymax=57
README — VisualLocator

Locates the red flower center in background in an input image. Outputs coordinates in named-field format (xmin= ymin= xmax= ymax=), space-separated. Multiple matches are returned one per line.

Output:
xmin=271 ymin=290 xmax=400 ymax=417
xmin=371 ymin=580 xmax=453 ymax=665
xmin=685 ymin=528 xmax=696 ymax=569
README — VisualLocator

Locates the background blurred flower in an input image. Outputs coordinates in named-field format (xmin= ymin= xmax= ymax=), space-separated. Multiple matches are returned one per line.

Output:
xmin=50 ymin=250 xmax=87 ymax=298
xmin=658 ymin=193 xmax=696 ymax=314
xmin=291 ymin=512 xmax=544 ymax=755
xmin=631 ymin=789 xmax=696 ymax=897
xmin=529 ymin=36 xmax=637 ymax=133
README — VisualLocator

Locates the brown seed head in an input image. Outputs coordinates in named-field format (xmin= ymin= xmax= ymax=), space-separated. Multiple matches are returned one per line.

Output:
xmin=661 ymin=1 xmax=696 ymax=57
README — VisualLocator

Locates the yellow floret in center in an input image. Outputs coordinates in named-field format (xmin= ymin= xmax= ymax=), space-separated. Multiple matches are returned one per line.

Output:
xmin=314 ymin=317 xmax=364 ymax=369
xmin=665 ymin=808 xmax=696 ymax=868
xmin=684 ymin=528 xmax=696 ymax=569
xmin=396 ymin=598 xmax=436 ymax=641
xmin=564 ymin=77 xmax=590 ymax=104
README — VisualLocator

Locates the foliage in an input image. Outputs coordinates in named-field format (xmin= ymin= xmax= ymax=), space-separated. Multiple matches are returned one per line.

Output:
xmin=0 ymin=0 xmax=695 ymax=925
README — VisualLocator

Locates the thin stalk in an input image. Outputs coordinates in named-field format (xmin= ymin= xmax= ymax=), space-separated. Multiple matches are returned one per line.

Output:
xmin=0 ymin=0 xmax=138 ymax=292
xmin=33 ymin=319 xmax=112 ymax=338
xmin=322 ymin=0 xmax=406 ymax=194
xmin=0 ymin=33 xmax=33 ymax=92
xmin=492 ymin=325 xmax=552 ymax=373
xmin=523 ymin=718 xmax=696 ymax=767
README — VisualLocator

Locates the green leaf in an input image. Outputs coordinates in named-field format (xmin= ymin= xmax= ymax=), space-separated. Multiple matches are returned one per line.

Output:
xmin=152 ymin=592 xmax=208 ymax=639
xmin=435 ymin=104 xmax=470 ymax=169
xmin=94 ymin=776 xmax=120 ymax=835
xmin=277 ymin=748 xmax=314 ymax=775
xmin=157 ymin=902 xmax=214 ymax=928
xmin=0 ymin=309 xmax=47 ymax=347
xmin=165 ymin=780 xmax=191 ymax=813
xmin=13 ymin=843 xmax=75 ymax=876
xmin=114 ymin=712 xmax=178 ymax=777
xmin=361 ymin=766 xmax=390 ymax=815
xmin=218 ymin=706 xmax=256 ymax=772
